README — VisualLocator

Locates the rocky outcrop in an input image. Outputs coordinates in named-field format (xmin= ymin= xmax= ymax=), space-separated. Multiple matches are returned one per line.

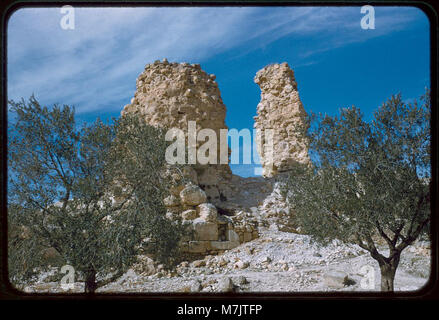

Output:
xmin=23 ymin=229 xmax=431 ymax=293
xmin=254 ymin=62 xmax=310 ymax=177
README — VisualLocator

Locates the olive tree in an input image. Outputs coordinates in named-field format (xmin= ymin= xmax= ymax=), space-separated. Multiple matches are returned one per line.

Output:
xmin=282 ymin=92 xmax=430 ymax=292
xmin=8 ymin=96 xmax=187 ymax=293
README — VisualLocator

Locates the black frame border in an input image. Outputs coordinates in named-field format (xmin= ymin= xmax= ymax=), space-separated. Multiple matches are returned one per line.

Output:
xmin=0 ymin=0 xmax=437 ymax=304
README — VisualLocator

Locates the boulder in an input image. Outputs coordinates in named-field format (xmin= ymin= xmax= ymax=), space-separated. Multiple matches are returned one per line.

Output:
xmin=210 ymin=240 xmax=239 ymax=251
xmin=190 ymin=280 xmax=202 ymax=292
xmin=134 ymin=255 xmax=157 ymax=275
xmin=180 ymin=185 xmax=207 ymax=206
xmin=234 ymin=260 xmax=249 ymax=270
xmin=217 ymin=277 xmax=234 ymax=293
xmin=182 ymin=166 xmax=199 ymax=185
xmin=181 ymin=209 xmax=197 ymax=220
xmin=165 ymin=211 xmax=175 ymax=220
xmin=198 ymin=203 xmax=217 ymax=222
xmin=192 ymin=259 xmax=206 ymax=268
xmin=192 ymin=218 xmax=218 ymax=241
xmin=186 ymin=241 xmax=209 ymax=253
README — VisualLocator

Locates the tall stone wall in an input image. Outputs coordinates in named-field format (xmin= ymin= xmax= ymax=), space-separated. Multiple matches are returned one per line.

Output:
xmin=122 ymin=59 xmax=232 ymax=204
xmin=254 ymin=62 xmax=310 ymax=177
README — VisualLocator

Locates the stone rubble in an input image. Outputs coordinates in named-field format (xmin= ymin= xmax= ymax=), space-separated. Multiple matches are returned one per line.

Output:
xmin=22 ymin=230 xmax=430 ymax=293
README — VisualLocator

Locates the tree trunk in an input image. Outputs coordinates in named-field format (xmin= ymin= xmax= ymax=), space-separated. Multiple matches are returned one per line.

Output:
xmin=380 ymin=264 xmax=396 ymax=291
xmin=84 ymin=267 xmax=97 ymax=294
xmin=379 ymin=254 xmax=400 ymax=292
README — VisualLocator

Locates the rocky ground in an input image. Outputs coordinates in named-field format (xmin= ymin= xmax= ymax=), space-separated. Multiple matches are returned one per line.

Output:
xmin=22 ymin=229 xmax=430 ymax=293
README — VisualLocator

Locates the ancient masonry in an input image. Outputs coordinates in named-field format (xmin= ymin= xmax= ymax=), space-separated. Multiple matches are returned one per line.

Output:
xmin=121 ymin=58 xmax=233 ymax=204
xmin=254 ymin=62 xmax=310 ymax=177
xmin=122 ymin=59 xmax=309 ymax=254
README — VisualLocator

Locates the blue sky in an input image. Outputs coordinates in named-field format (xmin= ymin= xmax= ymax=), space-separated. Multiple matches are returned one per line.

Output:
xmin=7 ymin=6 xmax=430 ymax=177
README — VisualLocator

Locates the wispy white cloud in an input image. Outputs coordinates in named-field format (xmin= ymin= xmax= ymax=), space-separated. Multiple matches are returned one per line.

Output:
xmin=7 ymin=6 xmax=426 ymax=114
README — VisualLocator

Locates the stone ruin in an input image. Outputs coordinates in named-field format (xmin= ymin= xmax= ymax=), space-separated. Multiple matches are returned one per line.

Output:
xmin=254 ymin=62 xmax=310 ymax=177
xmin=121 ymin=59 xmax=309 ymax=255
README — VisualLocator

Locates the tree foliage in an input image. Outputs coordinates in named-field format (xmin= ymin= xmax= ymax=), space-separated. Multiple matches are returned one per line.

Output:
xmin=8 ymin=96 xmax=188 ymax=292
xmin=282 ymin=91 xmax=430 ymax=291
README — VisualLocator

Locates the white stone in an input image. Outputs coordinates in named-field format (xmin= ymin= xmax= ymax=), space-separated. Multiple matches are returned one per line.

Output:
xmin=181 ymin=209 xmax=197 ymax=220
xmin=210 ymin=240 xmax=239 ymax=251
xmin=192 ymin=218 xmax=218 ymax=241
xmin=234 ymin=260 xmax=249 ymax=269
xmin=190 ymin=280 xmax=202 ymax=292
xmin=198 ymin=203 xmax=217 ymax=222
xmin=217 ymin=277 xmax=234 ymax=293
xmin=180 ymin=185 xmax=207 ymax=206
xmin=186 ymin=241 xmax=209 ymax=253
xmin=227 ymin=229 xmax=240 ymax=242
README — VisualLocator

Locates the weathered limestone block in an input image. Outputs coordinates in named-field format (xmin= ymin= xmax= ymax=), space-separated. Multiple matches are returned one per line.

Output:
xmin=197 ymin=203 xmax=217 ymax=222
xmin=180 ymin=184 xmax=207 ymax=206
xmin=254 ymin=62 xmax=310 ymax=177
xmin=210 ymin=240 xmax=239 ymax=251
xmin=186 ymin=241 xmax=210 ymax=253
xmin=227 ymin=229 xmax=240 ymax=242
xmin=210 ymin=227 xmax=241 ymax=250
xmin=181 ymin=209 xmax=197 ymax=220
xmin=192 ymin=218 xmax=218 ymax=241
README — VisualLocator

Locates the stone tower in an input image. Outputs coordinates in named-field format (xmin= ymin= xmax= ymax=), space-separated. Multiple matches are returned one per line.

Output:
xmin=121 ymin=59 xmax=232 ymax=204
xmin=253 ymin=62 xmax=310 ymax=177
